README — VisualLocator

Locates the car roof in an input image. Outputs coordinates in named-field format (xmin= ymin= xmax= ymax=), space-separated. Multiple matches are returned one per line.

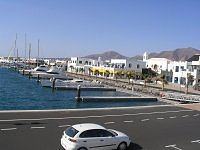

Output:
xmin=72 ymin=123 xmax=105 ymax=132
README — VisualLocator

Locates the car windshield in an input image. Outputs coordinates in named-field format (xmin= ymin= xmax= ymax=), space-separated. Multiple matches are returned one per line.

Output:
xmin=65 ymin=127 xmax=79 ymax=137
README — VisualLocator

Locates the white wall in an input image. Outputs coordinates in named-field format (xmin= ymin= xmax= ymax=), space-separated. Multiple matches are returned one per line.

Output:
xmin=146 ymin=58 xmax=170 ymax=74
xmin=171 ymin=61 xmax=187 ymax=84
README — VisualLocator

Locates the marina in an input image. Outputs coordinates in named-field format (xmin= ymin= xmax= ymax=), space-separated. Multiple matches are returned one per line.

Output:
xmin=0 ymin=67 xmax=164 ymax=110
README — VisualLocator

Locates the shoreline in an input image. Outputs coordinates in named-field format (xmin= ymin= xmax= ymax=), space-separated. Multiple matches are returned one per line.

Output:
xmin=66 ymin=72 xmax=183 ymax=105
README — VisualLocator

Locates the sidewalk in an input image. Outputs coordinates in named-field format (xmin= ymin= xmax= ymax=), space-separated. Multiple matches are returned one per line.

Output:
xmin=151 ymin=82 xmax=200 ymax=95
xmin=178 ymin=103 xmax=200 ymax=111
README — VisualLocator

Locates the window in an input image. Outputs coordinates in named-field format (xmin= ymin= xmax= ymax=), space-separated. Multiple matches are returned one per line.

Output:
xmin=79 ymin=130 xmax=96 ymax=138
xmin=175 ymin=66 xmax=179 ymax=72
xmin=79 ymin=61 xmax=82 ymax=64
xmin=180 ymin=66 xmax=184 ymax=71
xmin=97 ymin=129 xmax=114 ymax=137
xmin=137 ymin=64 xmax=140 ymax=69
xmin=85 ymin=61 xmax=88 ymax=65
xmin=65 ymin=127 xmax=79 ymax=137
xmin=180 ymin=77 xmax=185 ymax=84
xmin=174 ymin=77 xmax=178 ymax=83
xmin=128 ymin=63 xmax=132 ymax=68
xmin=79 ymin=129 xmax=114 ymax=138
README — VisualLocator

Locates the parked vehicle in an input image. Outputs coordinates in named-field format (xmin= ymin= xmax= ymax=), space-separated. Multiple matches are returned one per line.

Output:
xmin=61 ymin=123 xmax=131 ymax=150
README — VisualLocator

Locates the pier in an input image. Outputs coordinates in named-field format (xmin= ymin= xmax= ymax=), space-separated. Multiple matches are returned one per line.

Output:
xmin=75 ymin=96 xmax=157 ymax=102
xmin=55 ymin=86 xmax=116 ymax=91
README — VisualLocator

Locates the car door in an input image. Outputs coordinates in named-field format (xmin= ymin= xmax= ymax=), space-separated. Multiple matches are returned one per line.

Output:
xmin=96 ymin=129 xmax=117 ymax=150
xmin=78 ymin=129 xmax=105 ymax=150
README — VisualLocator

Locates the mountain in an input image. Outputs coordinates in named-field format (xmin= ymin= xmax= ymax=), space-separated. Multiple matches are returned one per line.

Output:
xmin=130 ymin=47 xmax=200 ymax=61
xmin=83 ymin=47 xmax=200 ymax=62
xmin=83 ymin=51 xmax=127 ymax=61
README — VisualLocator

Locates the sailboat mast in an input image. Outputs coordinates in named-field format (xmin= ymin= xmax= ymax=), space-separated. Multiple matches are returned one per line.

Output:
xmin=14 ymin=33 xmax=17 ymax=59
xmin=37 ymin=39 xmax=40 ymax=66
xmin=25 ymin=33 xmax=27 ymax=62
xmin=29 ymin=43 xmax=31 ymax=69
xmin=17 ymin=48 xmax=18 ymax=62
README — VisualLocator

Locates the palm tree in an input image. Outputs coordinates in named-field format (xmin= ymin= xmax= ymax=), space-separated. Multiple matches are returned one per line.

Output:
xmin=94 ymin=70 xmax=99 ymax=76
xmin=69 ymin=65 xmax=74 ymax=72
xmin=115 ymin=71 xmax=120 ymax=81
xmin=79 ymin=68 xmax=85 ymax=74
xmin=104 ymin=70 xmax=110 ymax=78
xmin=143 ymin=74 xmax=152 ymax=87
xmin=88 ymin=67 xmax=92 ymax=76
xmin=159 ymin=75 xmax=168 ymax=91
xmin=186 ymin=74 xmax=194 ymax=94
xmin=127 ymin=71 xmax=133 ymax=83
xmin=135 ymin=72 xmax=142 ymax=80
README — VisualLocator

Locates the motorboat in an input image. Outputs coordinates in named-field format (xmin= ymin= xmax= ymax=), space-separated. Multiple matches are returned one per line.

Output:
xmin=31 ymin=66 xmax=67 ymax=79
xmin=40 ymin=78 xmax=73 ymax=87
xmin=19 ymin=65 xmax=48 ymax=75
xmin=40 ymin=78 xmax=104 ymax=89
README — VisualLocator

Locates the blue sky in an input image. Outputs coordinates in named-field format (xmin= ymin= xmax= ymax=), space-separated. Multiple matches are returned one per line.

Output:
xmin=0 ymin=0 xmax=200 ymax=58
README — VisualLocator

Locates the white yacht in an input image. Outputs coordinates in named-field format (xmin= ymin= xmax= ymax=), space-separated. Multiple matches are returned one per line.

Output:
xmin=40 ymin=78 xmax=72 ymax=87
xmin=40 ymin=78 xmax=104 ymax=89
xmin=19 ymin=65 xmax=48 ymax=75
xmin=31 ymin=66 xmax=66 ymax=79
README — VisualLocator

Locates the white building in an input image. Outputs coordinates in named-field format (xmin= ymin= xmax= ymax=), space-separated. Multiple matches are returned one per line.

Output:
xmin=67 ymin=57 xmax=98 ymax=74
xmin=169 ymin=61 xmax=188 ymax=84
xmin=187 ymin=54 xmax=200 ymax=85
xmin=126 ymin=59 xmax=146 ymax=73
xmin=143 ymin=52 xmax=171 ymax=74
xmin=67 ymin=57 xmax=146 ymax=79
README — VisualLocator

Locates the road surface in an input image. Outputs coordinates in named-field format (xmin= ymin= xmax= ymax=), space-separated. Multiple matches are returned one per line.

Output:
xmin=0 ymin=105 xmax=199 ymax=150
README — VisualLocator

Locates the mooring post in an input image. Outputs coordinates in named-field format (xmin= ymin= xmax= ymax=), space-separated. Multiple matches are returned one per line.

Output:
xmin=52 ymin=77 xmax=56 ymax=91
xmin=37 ymin=74 xmax=40 ymax=82
xmin=28 ymin=71 xmax=31 ymax=79
xmin=76 ymin=85 xmax=81 ymax=101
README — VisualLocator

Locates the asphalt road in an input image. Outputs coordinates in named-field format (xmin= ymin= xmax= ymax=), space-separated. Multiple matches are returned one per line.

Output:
xmin=0 ymin=105 xmax=199 ymax=150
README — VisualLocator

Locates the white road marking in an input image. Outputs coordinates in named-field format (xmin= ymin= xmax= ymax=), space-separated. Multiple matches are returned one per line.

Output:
xmin=1 ymin=128 xmax=17 ymax=131
xmin=191 ymin=139 xmax=200 ymax=143
xmin=104 ymin=122 xmax=115 ymax=124
xmin=165 ymin=144 xmax=182 ymax=150
xmin=58 ymin=124 xmax=71 ymax=128
xmin=169 ymin=116 xmax=177 ymax=119
xmin=30 ymin=126 xmax=45 ymax=129
xmin=193 ymin=114 xmax=199 ymax=117
xmin=157 ymin=118 xmax=164 ymax=120
xmin=141 ymin=119 xmax=149 ymax=122
xmin=0 ymin=109 xmax=193 ymax=122
xmin=182 ymin=115 xmax=189 ymax=118
xmin=123 ymin=120 xmax=134 ymax=123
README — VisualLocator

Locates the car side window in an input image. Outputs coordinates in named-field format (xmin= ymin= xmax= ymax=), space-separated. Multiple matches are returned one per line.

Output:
xmin=79 ymin=129 xmax=97 ymax=138
xmin=97 ymin=129 xmax=114 ymax=137
xmin=79 ymin=129 xmax=114 ymax=138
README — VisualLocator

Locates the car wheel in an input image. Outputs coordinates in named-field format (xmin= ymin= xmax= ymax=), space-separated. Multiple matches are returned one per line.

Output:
xmin=78 ymin=147 xmax=87 ymax=150
xmin=117 ymin=142 xmax=127 ymax=150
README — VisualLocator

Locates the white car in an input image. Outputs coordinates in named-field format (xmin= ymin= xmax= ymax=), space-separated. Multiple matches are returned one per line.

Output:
xmin=61 ymin=123 xmax=131 ymax=150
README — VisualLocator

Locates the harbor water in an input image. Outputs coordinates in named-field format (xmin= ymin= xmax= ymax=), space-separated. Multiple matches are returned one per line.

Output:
xmin=0 ymin=67 xmax=164 ymax=110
